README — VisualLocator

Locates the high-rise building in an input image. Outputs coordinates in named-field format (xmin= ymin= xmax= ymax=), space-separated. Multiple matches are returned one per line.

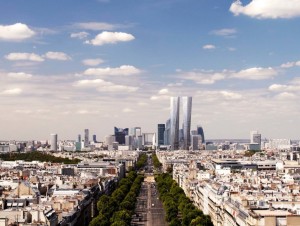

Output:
xmin=125 ymin=135 xmax=133 ymax=146
xmin=191 ymin=135 xmax=201 ymax=151
xmin=50 ymin=133 xmax=58 ymax=151
xmin=78 ymin=134 xmax=81 ymax=143
xmin=164 ymin=119 xmax=171 ymax=145
xmin=157 ymin=124 xmax=165 ymax=147
xmin=93 ymin=134 xmax=97 ymax=143
xmin=84 ymin=129 xmax=89 ymax=147
xmin=114 ymin=127 xmax=129 ymax=145
xmin=105 ymin=135 xmax=115 ymax=146
xmin=250 ymin=131 xmax=261 ymax=145
xmin=197 ymin=125 xmax=205 ymax=144
xmin=130 ymin=127 xmax=141 ymax=137
xmin=170 ymin=97 xmax=180 ymax=150
xmin=182 ymin=96 xmax=192 ymax=150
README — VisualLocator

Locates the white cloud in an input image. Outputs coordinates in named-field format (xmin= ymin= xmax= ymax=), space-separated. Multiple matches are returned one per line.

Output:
xmin=280 ymin=61 xmax=300 ymax=68
xmin=82 ymin=58 xmax=104 ymax=66
xmin=44 ymin=52 xmax=71 ymax=61
xmin=122 ymin=108 xmax=134 ymax=113
xmin=5 ymin=52 xmax=44 ymax=62
xmin=231 ymin=67 xmax=277 ymax=80
xmin=73 ymin=79 xmax=138 ymax=92
xmin=167 ymin=82 xmax=182 ymax=87
xmin=7 ymin=72 xmax=33 ymax=79
xmin=98 ymin=84 xmax=138 ymax=93
xmin=180 ymin=71 xmax=226 ymax=84
xmin=219 ymin=91 xmax=242 ymax=100
xmin=86 ymin=31 xmax=135 ymax=46
xmin=179 ymin=67 xmax=278 ymax=85
xmin=203 ymin=44 xmax=216 ymax=50
xmin=74 ymin=22 xmax=118 ymax=31
xmin=76 ymin=110 xmax=99 ymax=115
xmin=70 ymin=31 xmax=89 ymax=39
xmin=158 ymin=88 xmax=169 ymax=95
xmin=150 ymin=95 xmax=170 ymax=101
xmin=269 ymin=84 xmax=287 ymax=92
xmin=268 ymin=83 xmax=300 ymax=92
xmin=227 ymin=47 xmax=236 ymax=51
xmin=275 ymin=92 xmax=296 ymax=100
xmin=211 ymin=28 xmax=237 ymax=36
xmin=84 ymin=65 xmax=141 ymax=76
xmin=1 ymin=88 xmax=22 ymax=95
xmin=0 ymin=23 xmax=35 ymax=41
xmin=230 ymin=0 xmax=300 ymax=19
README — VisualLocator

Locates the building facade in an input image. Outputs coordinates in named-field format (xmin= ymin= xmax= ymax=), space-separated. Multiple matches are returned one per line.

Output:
xmin=170 ymin=97 xmax=180 ymax=150
xmin=50 ymin=134 xmax=57 ymax=151
xmin=157 ymin=124 xmax=165 ymax=147
xmin=197 ymin=125 xmax=205 ymax=144
xmin=182 ymin=96 xmax=192 ymax=150
xmin=84 ymin=129 xmax=89 ymax=147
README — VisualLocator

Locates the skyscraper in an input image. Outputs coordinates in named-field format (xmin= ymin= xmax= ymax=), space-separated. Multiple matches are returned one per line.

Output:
xmin=84 ymin=129 xmax=89 ymax=147
xmin=170 ymin=97 xmax=180 ymax=150
xmin=250 ymin=131 xmax=261 ymax=145
xmin=197 ymin=125 xmax=205 ymax=144
xmin=50 ymin=133 xmax=58 ymax=151
xmin=114 ymin=127 xmax=129 ymax=144
xmin=182 ymin=96 xmax=192 ymax=150
xmin=157 ymin=124 xmax=165 ymax=147
xmin=164 ymin=118 xmax=171 ymax=145
xmin=93 ymin=134 xmax=97 ymax=143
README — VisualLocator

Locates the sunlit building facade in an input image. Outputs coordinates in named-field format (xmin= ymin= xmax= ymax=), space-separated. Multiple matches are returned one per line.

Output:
xmin=170 ymin=97 xmax=180 ymax=150
xmin=182 ymin=96 xmax=192 ymax=150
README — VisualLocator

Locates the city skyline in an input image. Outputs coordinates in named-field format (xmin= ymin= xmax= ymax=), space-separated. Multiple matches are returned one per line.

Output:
xmin=1 ymin=1 xmax=300 ymax=140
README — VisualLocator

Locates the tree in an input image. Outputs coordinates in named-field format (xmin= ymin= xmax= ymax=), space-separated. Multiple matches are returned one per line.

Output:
xmin=110 ymin=210 xmax=131 ymax=225
xmin=97 ymin=195 xmax=110 ymax=212
xmin=120 ymin=200 xmax=135 ymax=211
xmin=111 ymin=221 xmax=128 ymax=226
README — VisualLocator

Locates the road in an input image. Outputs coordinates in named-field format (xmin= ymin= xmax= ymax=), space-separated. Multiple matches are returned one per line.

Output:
xmin=131 ymin=153 xmax=168 ymax=226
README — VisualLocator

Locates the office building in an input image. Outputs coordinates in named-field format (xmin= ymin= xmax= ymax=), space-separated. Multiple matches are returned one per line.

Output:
xmin=84 ymin=129 xmax=89 ymax=147
xmin=170 ymin=97 xmax=180 ymax=150
xmin=197 ymin=126 xmax=205 ymax=144
xmin=78 ymin=134 xmax=81 ymax=143
xmin=105 ymin=135 xmax=115 ymax=146
xmin=50 ymin=134 xmax=58 ymax=151
xmin=125 ymin=135 xmax=133 ymax=146
xmin=164 ymin=119 xmax=171 ymax=145
xmin=157 ymin=124 xmax=165 ymax=147
xmin=114 ymin=127 xmax=129 ymax=145
xmin=142 ymin=133 xmax=155 ymax=146
xmin=191 ymin=135 xmax=201 ymax=151
xmin=93 ymin=134 xmax=97 ymax=143
xmin=250 ymin=131 xmax=261 ymax=145
xmin=129 ymin=127 xmax=141 ymax=137
xmin=182 ymin=96 xmax=192 ymax=150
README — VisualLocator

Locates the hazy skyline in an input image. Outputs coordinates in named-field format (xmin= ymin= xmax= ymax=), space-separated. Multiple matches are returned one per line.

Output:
xmin=1 ymin=0 xmax=300 ymax=140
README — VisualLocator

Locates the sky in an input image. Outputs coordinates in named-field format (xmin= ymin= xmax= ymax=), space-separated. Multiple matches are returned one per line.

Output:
xmin=1 ymin=0 xmax=300 ymax=141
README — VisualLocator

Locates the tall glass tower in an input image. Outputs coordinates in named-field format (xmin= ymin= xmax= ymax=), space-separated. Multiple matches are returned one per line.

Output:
xmin=84 ymin=129 xmax=89 ymax=147
xmin=157 ymin=124 xmax=165 ymax=147
xmin=182 ymin=96 xmax=192 ymax=150
xmin=197 ymin=125 xmax=205 ymax=144
xmin=50 ymin=133 xmax=58 ymax=151
xmin=170 ymin=97 xmax=180 ymax=150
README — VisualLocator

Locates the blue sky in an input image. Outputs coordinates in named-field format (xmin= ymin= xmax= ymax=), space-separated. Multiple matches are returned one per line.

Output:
xmin=1 ymin=0 xmax=300 ymax=140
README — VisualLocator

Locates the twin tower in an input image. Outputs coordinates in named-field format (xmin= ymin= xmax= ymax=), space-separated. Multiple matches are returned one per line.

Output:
xmin=169 ymin=96 xmax=192 ymax=150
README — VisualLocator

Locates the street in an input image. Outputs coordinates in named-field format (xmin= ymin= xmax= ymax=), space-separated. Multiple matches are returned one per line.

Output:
xmin=131 ymin=153 xmax=168 ymax=226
